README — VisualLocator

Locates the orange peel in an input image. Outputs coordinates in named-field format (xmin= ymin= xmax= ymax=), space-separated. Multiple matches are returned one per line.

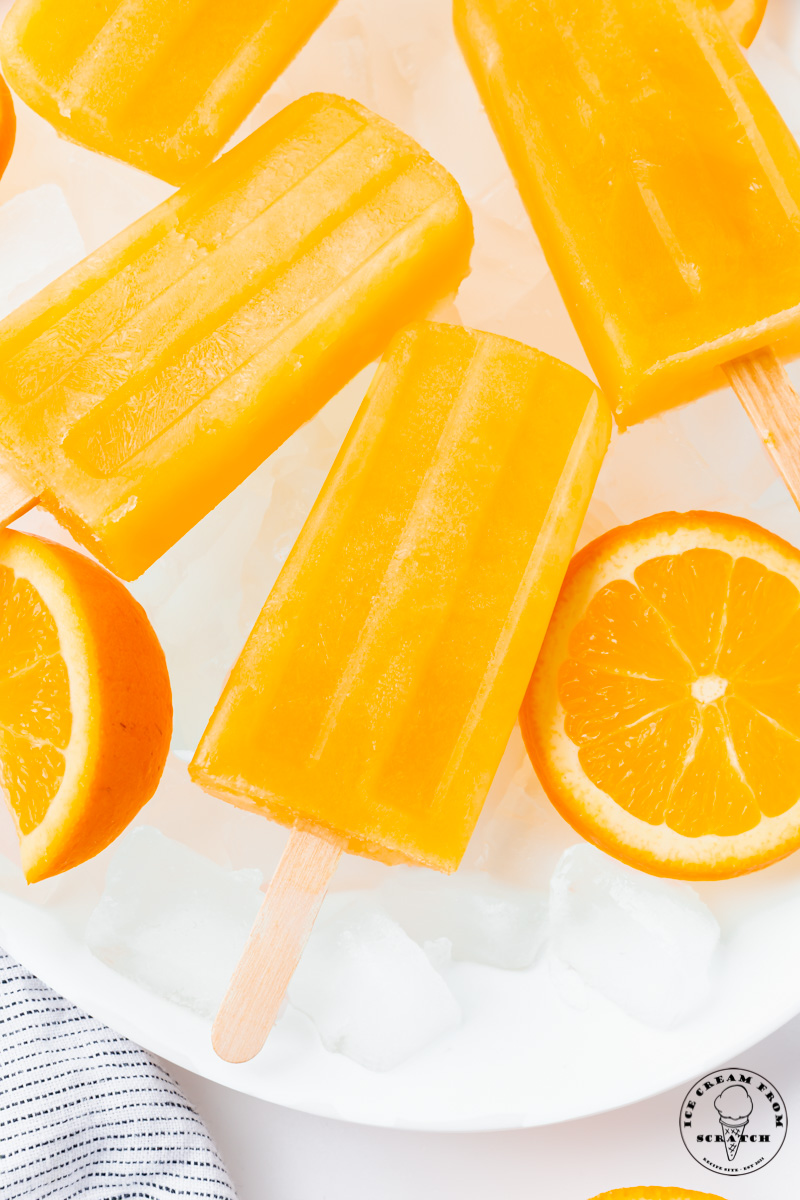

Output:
xmin=716 ymin=0 xmax=767 ymax=48
xmin=0 ymin=529 xmax=171 ymax=881
xmin=522 ymin=512 xmax=800 ymax=881
xmin=590 ymin=1190 xmax=729 ymax=1200
xmin=0 ymin=73 xmax=14 ymax=179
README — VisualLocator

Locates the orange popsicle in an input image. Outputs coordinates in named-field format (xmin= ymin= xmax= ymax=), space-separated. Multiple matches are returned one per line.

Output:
xmin=0 ymin=0 xmax=337 ymax=183
xmin=455 ymin=0 xmax=800 ymax=502
xmin=191 ymin=321 xmax=609 ymax=870
xmin=190 ymin=321 xmax=610 ymax=1060
xmin=0 ymin=94 xmax=472 ymax=580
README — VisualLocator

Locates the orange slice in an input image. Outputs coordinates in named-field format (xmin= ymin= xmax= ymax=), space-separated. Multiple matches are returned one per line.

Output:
xmin=590 ymin=1190 xmax=727 ymax=1200
xmin=0 ymin=73 xmax=14 ymax=179
xmin=0 ymin=529 xmax=171 ymax=882
xmin=715 ymin=0 xmax=767 ymax=47
xmin=521 ymin=512 xmax=800 ymax=881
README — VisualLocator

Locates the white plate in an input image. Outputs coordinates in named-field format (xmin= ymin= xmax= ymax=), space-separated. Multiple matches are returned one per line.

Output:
xmin=4 ymin=0 xmax=800 ymax=1132
xmin=4 ymin=788 xmax=800 ymax=1132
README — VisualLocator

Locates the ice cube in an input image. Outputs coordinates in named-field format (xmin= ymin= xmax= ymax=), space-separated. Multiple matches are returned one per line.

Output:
xmin=86 ymin=827 xmax=263 ymax=1019
xmin=549 ymin=844 xmax=720 ymax=1027
xmin=288 ymin=898 xmax=460 ymax=1071
xmin=751 ymin=38 xmax=800 ymax=141
xmin=765 ymin=0 xmax=798 ymax=65
xmin=381 ymin=867 xmax=547 ymax=970
xmin=463 ymin=732 xmax=582 ymax=889
xmin=129 ymin=483 xmax=268 ymax=755
xmin=0 ymin=184 xmax=85 ymax=319
xmin=128 ymin=372 xmax=357 ymax=758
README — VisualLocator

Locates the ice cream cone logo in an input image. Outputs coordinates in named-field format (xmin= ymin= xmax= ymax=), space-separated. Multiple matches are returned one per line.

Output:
xmin=714 ymin=1085 xmax=753 ymax=1161
xmin=680 ymin=1068 xmax=787 ymax=1176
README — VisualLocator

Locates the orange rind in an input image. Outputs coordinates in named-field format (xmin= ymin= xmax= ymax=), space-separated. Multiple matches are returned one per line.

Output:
xmin=521 ymin=512 xmax=800 ymax=881
xmin=0 ymin=529 xmax=171 ymax=882
xmin=590 ymin=1190 xmax=729 ymax=1200
xmin=715 ymin=0 xmax=767 ymax=47
xmin=0 ymin=73 xmax=14 ymax=179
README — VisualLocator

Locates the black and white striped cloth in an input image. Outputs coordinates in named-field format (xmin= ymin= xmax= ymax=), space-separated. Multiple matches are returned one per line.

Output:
xmin=0 ymin=948 xmax=237 ymax=1199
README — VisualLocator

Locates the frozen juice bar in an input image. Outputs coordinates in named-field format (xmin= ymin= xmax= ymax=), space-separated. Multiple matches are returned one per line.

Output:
xmin=455 ymin=0 xmax=800 ymax=425
xmin=0 ymin=94 xmax=472 ymax=580
xmin=0 ymin=0 xmax=338 ymax=183
xmin=191 ymin=322 xmax=610 ymax=872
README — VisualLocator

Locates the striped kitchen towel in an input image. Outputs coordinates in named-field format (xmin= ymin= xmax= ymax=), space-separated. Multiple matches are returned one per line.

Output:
xmin=0 ymin=947 xmax=237 ymax=1199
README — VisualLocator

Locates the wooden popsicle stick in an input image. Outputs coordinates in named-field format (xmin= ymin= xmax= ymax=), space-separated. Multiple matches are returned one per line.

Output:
xmin=0 ymin=464 xmax=37 ymax=526
xmin=724 ymin=348 xmax=800 ymax=509
xmin=212 ymin=828 xmax=342 ymax=1063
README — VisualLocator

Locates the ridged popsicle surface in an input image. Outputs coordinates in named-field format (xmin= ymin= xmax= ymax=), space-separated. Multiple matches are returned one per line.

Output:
xmin=191 ymin=322 xmax=610 ymax=871
xmin=455 ymin=0 xmax=800 ymax=425
xmin=0 ymin=95 xmax=473 ymax=579
xmin=0 ymin=0 xmax=338 ymax=181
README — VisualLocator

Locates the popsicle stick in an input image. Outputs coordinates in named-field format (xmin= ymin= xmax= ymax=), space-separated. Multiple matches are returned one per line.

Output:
xmin=212 ymin=828 xmax=342 ymax=1063
xmin=0 ymin=465 xmax=37 ymax=526
xmin=724 ymin=348 xmax=800 ymax=509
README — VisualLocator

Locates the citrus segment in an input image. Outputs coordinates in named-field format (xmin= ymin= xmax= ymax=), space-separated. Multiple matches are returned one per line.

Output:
xmin=726 ymin=695 xmax=800 ymax=816
xmin=0 ymin=530 xmax=171 ymax=881
xmin=0 ymin=567 xmax=72 ymax=835
xmin=717 ymin=557 xmax=800 ymax=678
xmin=567 ymin=580 xmax=694 ymax=682
xmin=521 ymin=512 xmax=800 ymax=880
xmin=666 ymin=701 xmax=758 ymax=836
xmin=633 ymin=548 xmax=731 ymax=673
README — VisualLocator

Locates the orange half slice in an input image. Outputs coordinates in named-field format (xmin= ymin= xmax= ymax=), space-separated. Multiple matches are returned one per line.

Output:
xmin=0 ymin=529 xmax=171 ymax=882
xmin=590 ymin=1190 xmax=728 ymax=1200
xmin=521 ymin=512 xmax=800 ymax=881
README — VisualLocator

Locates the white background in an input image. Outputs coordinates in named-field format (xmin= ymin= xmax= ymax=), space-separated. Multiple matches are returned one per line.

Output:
xmin=166 ymin=1013 xmax=800 ymax=1199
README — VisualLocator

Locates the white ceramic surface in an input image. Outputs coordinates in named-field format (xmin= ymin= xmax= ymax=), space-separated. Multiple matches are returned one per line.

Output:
xmin=3 ymin=0 xmax=800 ymax=1133
xmin=169 ymin=1015 xmax=800 ymax=1199
xmin=5 ymin=836 xmax=800 ymax=1131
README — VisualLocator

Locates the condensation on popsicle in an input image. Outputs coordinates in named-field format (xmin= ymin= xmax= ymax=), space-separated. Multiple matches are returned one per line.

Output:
xmin=0 ymin=94 xmax=473 ymax=580
xmin=191 ymin=321 xmax=610 ymax=872
xmin=0 ymin=0 xmax=338 ymax=183
xmin=454 ymin=0 xmax=800 ymax=427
